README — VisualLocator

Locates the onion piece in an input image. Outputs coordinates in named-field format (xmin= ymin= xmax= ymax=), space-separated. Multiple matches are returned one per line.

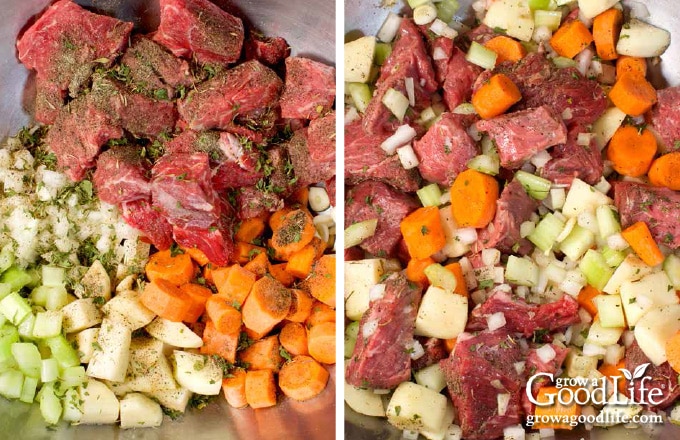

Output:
xmin=369 ymin=284 xmax=386 ymax=302
xmin=362 ymin=319 xmax=379 ymax=338
xmin=487 ymin=312 xmax=506 ymax=331
xmin=430 ymin=18 xmax=458 ymax=39
xmin=381 ymin=124 xmax=418 ymax=155
xmin=397 ymin=144 xmax=420 ymax=170
xmin=344 ymin=218 xmax=378 ymax=249
xmin=498 ymin=393 xmax=511 ymax=416
xmin=407 ymin=339 xmax=425 ymax=360
xmin=377 ymin=12 xmax=403 ymax=43
xmin=536 ymin=344 xmax=556 ymax=363
xmin=530 ymin=150 xmax=552 ymax=169
xmin=576 ymin=47 xmax=594 ymax=76
xmin=345 ymin=106 xmax=360 ymax=124
xmin=455 ymin=228 xmax=478 ymax=245
xmin=433 ymin=46 xmax=448 ymax=61
xmin=513 ymin=361 xmax=526 ymax=375
xmin=405 ymin=77 xmax=416 ymax=107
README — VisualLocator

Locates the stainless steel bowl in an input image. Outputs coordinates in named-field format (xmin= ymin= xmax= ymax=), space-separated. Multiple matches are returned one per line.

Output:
xmin=344 ymin=1 xmax=680 ymax=439
xmin=0 ymin=1 xmax=335 ymax=438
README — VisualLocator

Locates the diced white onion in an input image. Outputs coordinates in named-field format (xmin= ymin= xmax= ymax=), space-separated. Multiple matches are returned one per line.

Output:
xmin=407 ymin=339 xmax=425 ymax=360
xmin=503 ymin=424 xmax=526 ymax=440
xmin=532 ymin=26 xmax=552 ymax=43
xmin=382 ymin=88 xmax=410 ymax=122
xmin=369 ymin=284 xmax=386 ymax=302
xmin=405 ymin=77 xmax=416 ymax=107
xmin=579 ymin=307 xmax=593 ymax=324
xmin=594 ymin=177 xmax=612 ymax=194
xmin=381 ymin=124 xmax=418 ymax=155
xmin=397 ymin=144 xmax=420 ymax=170
xmin=530 ymin=150 xmax=552 ymax=169
xmin=440 ymin=191 xmax=451 ymax=204
xmin=445 ymin=424 xmax=463 ymax=440
xmin=560 ymin=270 xmax=587 ymax=297
xmin=515 ymin=286 xmax=528 ymax=299
xmin=577 ymin=132 xmax=595 ymax=146
xmin=493 ymin=267 xmax=505 ymax=284
xmin=577 ymin=10 xmax=593 ymax=28
xmin=536 ymin=344 xmax=556 ymax=364
xmin=498 ymin=393 xmax=511 ymax=416
xmin=403 ymin=429 xmax=419 ymax=440
xmin=550 ymin=188 xmax=566 ymax=210
xmin=430 ymin=19 xmax=458 ymax=39
xmin=487 ymin=312 xmax=506 ymax=331
xmin=576 ymin=47 xmax=594 ymax=76
xmin=455 ymin=228 xmax=478 ymax=245
xmin=345 ymin=106 xmax=360 ymax=124
xmin=520 ymin=221 xmax=536 ymax=239
xmin=490 ymin=379 xmax=504 ymax=390
xmin=466 ymin=124 xmax=482 ymax=141
xmin=413 ymin=3 xmax=438 ymax=25
xmin=582 ymin=342 xmax=607 ymax=357
xmin=556 ymin=217 xmax=577 ymax=243
xmin=562 ymin=108 xmax=573 ymax=120
xmin=604 ymin=344 xmax=625 ymax=365
xmin=482 ymin=248 xmax=501 ymax=266
xmin=362 ymin=319 xmax=379 ymax=338
xmin=377 ymin=12 xmax=403 ymax=43
xmin=433 ymin=46 xmax=448 ymax=61
xmin=607 ymin=233 xmax=629 ymax=251
xmin=513 ymin=361 xmax=526 ymax=375
xmin=623 ymin=330 xmax=635 ymax=347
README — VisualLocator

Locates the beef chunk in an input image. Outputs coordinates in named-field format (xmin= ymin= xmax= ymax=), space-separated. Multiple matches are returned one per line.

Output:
xmin=151 ymin=152 xmax=220 ymax=229
xmin=120 ymin=36 xmax=192 ymax=99
xmin=307 ymin=111 xmax=336 ymax=164
xmin=236 ymin=186 xmax=284 ymax=220
xmin=466 ymin=289 xmax=580 ymax=337
xmin=498 ymin=52 xmax=607 ymax=128
xmin=522 ymin=343 xmax=569 ymax=415
xmin=345 ymin=120 xmax=421 ymax=192
xmin=345 ymin=181 xmax=419 ymax=257
xmin=626 ymin=341 xmax=680 ymax=409
xmin=34 ymin=79 xmax=65 ymax=125
xmin=466 ymin=24 xmax=500 ymax=45
xmin=245 ymin=31 xmax=290 ymax=65
xmin=172 ymin=200 xmax=235 ymax=266
xmin=614 ymin=182 xmax=680 ymax=249
xmin=411 ymin=337 xmax=448 ymax=371
xmin=346 ymin=272 xmax=422 ymax=389
xmin=430 ymin=37 xmax=453 ymax=84
xmin=413 ymin=112 xmax=478 ymax=185
xmin=279 ymin=57 xmax=335 ymax=120
xmin=17 ymin=0 xmax=133 ymax=118
xmin=178 ymin=60 xmax=283 ymax=131
xmin=120 ymin=198 xmax=173 ymax=250
xmin=477 ymin=179 xmax=539 ymax=255
xmin=476 ymin=106 xmax=568 ymax=169
xmin=541 ymin=126 xmax=603 ymax=186
xmin=153 ymin=0 xmax=244 ymax=66
xmin=440 ymin=330 xmax=523 ymax=440
xmin=363 ymin=19 xmax=437 ymax=134
xmin=285 ymin=129 xmax=334 ymax=189
xmin=442 ymin=46 xmax=483 ymax=111
xmin=650 ymin=86 xmax=680 ymax=152
xmin=93 ymin=147 xmax=150 ymax=205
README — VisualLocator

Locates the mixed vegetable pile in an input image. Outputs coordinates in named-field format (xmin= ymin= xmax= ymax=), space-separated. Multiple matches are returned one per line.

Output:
xmin=344 ymin=0 xmax=679 ymax=439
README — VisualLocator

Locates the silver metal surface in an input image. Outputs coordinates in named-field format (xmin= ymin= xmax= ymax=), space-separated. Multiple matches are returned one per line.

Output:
xmin=0 ymin=0 xmax=335 ymax=438
xmin=344 ymin=1 xmax=680 ymax=439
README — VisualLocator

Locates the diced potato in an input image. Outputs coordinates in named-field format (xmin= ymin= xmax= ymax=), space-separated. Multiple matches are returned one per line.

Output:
xmin=345 ymin=36 xmax=377 ymax=83
xmin=120 ymin=393 xmax=163 ymax=429
xmin=414 ymin=286 xmax=468 ymax=339
xmin=386 ymin=382 xmax=448 ymax=433
xmin=594 ymin=295 xmax=625 ymax=328
xmin=634 ymin=304 xmax=680 ymax=365
xmin=592 ymin=107 xmax=627 ymax=150
xmin=439 ymin=207 xmax=470 ymax=258
xmin=146 ymin=317 xmax=203 ymax=348
xmin=617 ymin=19 xmax=671 ymax=58
xmin=73 ymin=379 xmax=120 ymax=425
xmin=61 ymin=298 xmax=103 ymax=333
xmin=69 ymin=327 xmax=99 ymax=364
xmin=102 ymin=290 xmax=155 ymax=330
xmin=78 ymin=260 xmax=111 ymax=301
xmin=414 ymin=363 xmax=447 ymax=393
xmin=86 ymin=318 xmax=132 ymax=382
xmin=344 ymin=381 xmax=386 ymax=417
xmin=620 ymin=271 xmax=678 ymax=326
xmin=603 ymin=254 xmax=652 ymax=295
xmin=172 ymin=351 xmax=222 ymax=395
xmin=565 ymin=349 xmax=599 ymax=378
xmin=586 ymin=317 xmax=623 ymax=347
xmin=483 ymin=0 xmax=535 ymax=42
xmin=577 ymin=0 xmax=619 ymax=19
xmin=562 ymin=179 xmax=613 ymax=218
xmin=345 ymin=259 xmax=384 ymax=320
xmin=126 ymin=337 xmax=178 ymax=393
xmin=420 ymin=400 xmax=455 ymax=440
xmin=145 ymin=386 xmax=192 ymax=413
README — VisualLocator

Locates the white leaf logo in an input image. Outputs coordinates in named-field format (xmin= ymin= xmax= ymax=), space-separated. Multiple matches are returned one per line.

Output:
xmin=633 ymin=363 xmax=650 ymax=380
xmin=619 ymin=368 xmax=633 ymax=381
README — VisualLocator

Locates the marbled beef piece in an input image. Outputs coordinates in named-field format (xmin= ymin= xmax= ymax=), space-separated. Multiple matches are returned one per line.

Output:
xmin=430 ymin=37 xmax=453 ymax=84
xmin=153 ymin=0 xmax=244 ymax=66
xmin=279 ymin=57 xmax=335 ymax=120
xmin=476 ymin=179 xmax=539 ymax=255
xmin=346 ymin=272 xmax=422 ymax=389
xmin=442 ymin=46 xmax=483 ymax=111
xmin=411 ymin=337 xmax=448 ymax=371
xmin=541 ymin=125 xmax=603 ymax=186
xmin=93 ymin=147 xmax=150 ymax=205
xmin=475 ymin=106 xmax=568 ymax=169
xmin=34 ymin=79 xmax=65 ymax=125
xmin=413 ymin=112 xmax=478 ymax=185
xmin=245 ymin=31 xmax=290 ymax=65
xmin=17 ymin=0 xmax=133 ymax=122
xmin=345 ymin=181 xmax=419 ymax=258
xmin=236 ymin=186 xmax=284 ymax=220
xmin=178 ymin=60 xmax=283 ymax=131
xmin=120 ymin=198 xmax=173 ymax=250
xmin=614 ymin=182 xmax=680 ymax=249
xmin=285 ymin=128 xmax=334 ymax=191
xmin=307 ymin=111 xmax=336 ymax=165
xmin=650 ymin=86 xmax=680 ymax=152
xmin=626 ymin=341 xmax=680 ymax=409
xmin=466 ymin=289 xmax=580 ymax=337
xmin=345 ymin=120 xmax=421 ymax=193
xmin=440 ymin=330 xmax=524 ymax=440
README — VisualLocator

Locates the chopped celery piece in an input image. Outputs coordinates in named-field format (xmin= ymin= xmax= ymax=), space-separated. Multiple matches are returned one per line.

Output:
xmin=528 ymin=213 xmax=565 ymax=252
xmin=345 ymin=219 xmax=378 ymax=249
xmin=407 ymin=0 xmax=430 ymax=8
xmin=348 ymin=82 xmax=372 ymax=113
xmin=11 ymin=343 xmax=41 ymax=378
xmin=345 ymin=321 xmax=360 ymax=358
xmin=17 ymin=314 xmax=35 ymax=340
xmin=466 ymin=41 xmax=497 ymax=70
xmin=534 ymin=10 xmax=562 ymax=30
xmin=468 ymin=155 xmax=500 ymax=176
xmin=506 ymin=256 xmax=539 ymax=287
xmin=481 ymin=137 xmax=499 ymax=159
xmin=41 ymin=266 xmax=65 ymax=287
xmin=60 ymin=366 xmax=86 ymax=389
xmin=45 ymin=335 xmax=80 ymax=369
xmin=30 ymin=286 xmax=50 ymax=307
xmin=417 ymin=184 xmax=443 ymax=207
xmin=374 ymin=43 xmax=392 ymax=66
xmin=0 ymin=326 xmax=20 ymax=370
xmin=20 ymin=376 xmax=38 ymax=403
xmin=436 ymin=0 xmax=459 ymax=23
xmin=579 ymin=250 xmax=614 ymax=291
xmin=32 ymin=311 xmax=63 ymax=339
xmin=382 ymin=88 xmax=410 ymax=122
xmin=552 ymin=56 xmax=578 ymax=68
xmin=602 ymin=246 xmax=626 ymax=268
xmin=453 ymin=103 xmax=476 ymax=115
xmin=596 ymin=205 xmax=621 ymax=240
xmin=39 ymin=382 xmax=62 ymax=425
xmin=0 ymin=266 xmax=37 ymax=292
xmin=45 ymin=285 xmax=68 ymax=311
xmin=41 ymin=358 xmax=59 ymax=383
xmin=665 ymin=255 xmax=680 ymax=290
xmin=0 ymin=369 xmax=23 ymax=399
xmin=528 ymin=0 xmax=549 ymax=9
xmin=0 ymin=245 xmax=14 ymax=274
xmin=559 ymin=224 xmax=595 ymax=261
xmin=0 ymin=292 xmax=32 ymax=326
xmin=515 ymin=170 xmax=551 ymax=200
xmin=424 ymin=263 xmax=457 ymax=293
xmin=0 ymin=283 xmax=11 ymax=301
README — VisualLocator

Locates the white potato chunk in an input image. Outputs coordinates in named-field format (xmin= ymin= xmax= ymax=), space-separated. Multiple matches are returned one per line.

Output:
xmin=483 ymin=0 xmax=535 ymax=42
xmin=120 ymin=393 xmax=163 ymax=429
xmin=86 ymin=318 xmax=132 ymax=382
xmin=415 ymin=286 xmax=468 ymax=339
xmin=386 ymin=382 xmax=448 ymax=433
xmin=617 ymin=19 xmax=671 ymax=58
xmin=621 ymin=271 xmax=678 ymax=326
xmin=414 ymin=363 xmax=447 ymax=393
xmin=146 ymin=318 xmax=203 ymax=349
xmin=562 ymin=179 xmax=613 ymax=218
xmin=634 ymin=304 xmax=680 ymax=365
xmin=61 ymin=298 xmax=103 ymax=333
xmin=345 ymin=36 xmax=376 ymax=83
xmin=172 ymin=351 xmax=222 ymax=395
xmin=344 ymin=382 xmax=386 ymax=417
xmin=603 ymin=254 xmax=652 ymax=295
xmin=577 ymin=0 xmax=619 ymax=19
xmin=103 ymin=290 xmax=155 ymax=330
xmin=345 ymin=259 xmax=384 ymax=320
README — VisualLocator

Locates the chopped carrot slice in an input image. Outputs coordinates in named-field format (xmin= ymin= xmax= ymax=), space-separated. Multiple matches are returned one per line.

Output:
xmin=180 ymin=283 xmax=213 ymax=323
xmin=400 ymin=207 xmax=446 ymax=260
xmin=450 ymin=169 xmax=499 ymax=229
xmin=145 ymin=249 xmax=195 ymax=286
xmin=550 ymin=19 xmax=593 ymax=59
xmin=593 ymin=8 xmax=623 ymax=61
xmin=606 ymin=125 xmax=657 ymax=177
xmin=205 ymin=295 xmax=243 ymax=334
xmin=222 ymin=369 xmax=248 ymax=408
xmin=139 ymin=279 xmax=192 ymax=322
xmin=648 ymin=152 xmax=680 ymax=191
xmin=241 ymin=276 xmax=292 ymax=335
xmin=471 ymin=73 xmax=522 ymax=119
xmin=245 ymin=369 xmax=277 ymax=409
xmin=616 ymin=56 xmax=647 ymax=79
xmin=484 ymin=36 xmax=526 ymax=63
xmin=286 ymin=289 xmax=315 ymax=323
xmin=278 ymin=355 xmax=329 ymax=401
xmin=621 ymin=222 xmax=664 ymax=267
xmin=307 ymin=321 xmax=335 ymax=365
xmin=609 ymin=72 xmax=657 ymax=117
xmin=279 ymin=321 xmax=309 ymax=357
xmin=239 ymin=335 xmax=284 ymax=372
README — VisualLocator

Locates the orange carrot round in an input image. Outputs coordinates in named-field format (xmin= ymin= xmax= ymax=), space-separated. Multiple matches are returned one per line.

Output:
xmin=471 ymin=73 xmax=522 ymax=120
xmin=236 ymin=217 xmax=266 ymax=244
xmin=305 ymin=301 xmax=336 ymax=327
xmin=245 ymin=369 xmax=277 ymax=408
xmin=609 ymin=72 xmax=658 ymax=117
xmin=286 ymin=289 xmax=315 ymax=323
xmin=205 ymin=295 xmax=243 ymax=334
xmin=400 ymin=207 xmax=446 ymax=260
xmin=550 ymin=19 xmax=594 ymax=59
xmin=213 ymin=265 xmax=256 ymax=307
xmin=606 ymin=125 xmax=657 ymax=177
xmin=665 ymin=331 xmax=680 ymax=374
xmin=139 ymin=278 xmax=193 ymax=322
xmin=621 ymin=222 xmax=664 ymax=267
xmin=307 ymin=321 xmax=335 ymax=365
xmin=598 ymin=360 xmax=628 ymax=396
xmin=406 ymin=257 xmax=436 ymax=285
xmin=222 ymin=369 xmax=248 ymax=408
xmin=450 ymin=168 xmax=499 ymax=228
xmin=279 ymin=321 xmax=309 ymax=357
xmin=648 ymin=152 xmax=680 ymax=190
xmin=577 ymin=285 xmax=601 ymax=317
xmin=278 ymin=355 xmax=329 ymax=401
xmin=241 ymin=276 xmax=292 ymax=336
xmin=303 ymin=255 xmax=336 ymax=307
xmin=244 ymin=251 xmax=269 ymax=278
xmin=484 ymin=36 xmax=526 ymax=63
xmin=180 ymin=283 xmax=213 ymax=323
xmin=271 ymin=209 xmax=316 ymax=260
xmin=593 ymin=8 xmax=622 ymax=61
xmin=145 ymin=249 xmax=195 ymax=286
xmin=286 ymin=244 xmax=317 ymax=279
xmin=616 ymin=56 xmax=647 ymax=79
xmin=200 ymin=320 xmax=239 ymax=363
xmin=239 ymin=335 xmax=284 ymax=372
xmin=182 ymin=247 xmax=210 ymax=266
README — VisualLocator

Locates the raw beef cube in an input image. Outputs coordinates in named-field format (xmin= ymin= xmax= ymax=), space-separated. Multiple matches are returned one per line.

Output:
xmin=280 ymin=57 xmax=335 ymax=120
xmin=34 ymin=79 xmax=65 ymax=125
xmin=442 ymin=46 xmax=483 ymax=111
xmin=172 ymin=200 xmax=235 ymax=266
xmin=307 ymin=111 xmax=336 ymax=164
xmin=626 ymin=341 xmax=680 ymax=409
xmin=93 ymin=147 xmax=150 ymax=205
xmin=236 ymin=186 xmax=284 ymax=220
xmin=650 ymin=86 xmax=680 ymax=152
xmin=411 ymin=337 xmax=448 ymax=371
xmin=285 ymin=129 xmax=334 ymax=188
xmin=153 ymin=0 xmax=244 ymax=66
xmin=245 ymin=31 xmax=290 ymax=65
xmin=541 ymin=126 xmax=603 ymax=186
xmin=121 ymin=198 xmax=174 ymax=250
